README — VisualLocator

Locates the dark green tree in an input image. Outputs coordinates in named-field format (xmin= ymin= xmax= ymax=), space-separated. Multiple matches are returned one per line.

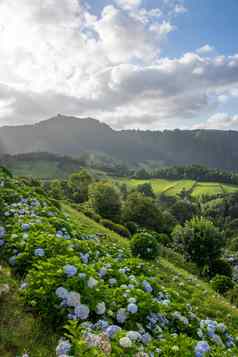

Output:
xmin=89 ymin=181 xmax=121 ymax=221
xmin=123 ymin=192 xmax=163 ymax=232
xmin=172 ymin=217 xmax=224 ymax=274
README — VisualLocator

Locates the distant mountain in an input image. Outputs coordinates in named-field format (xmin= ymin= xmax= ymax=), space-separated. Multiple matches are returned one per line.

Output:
xmin=1 ymin=114 xmax=238 ymax=171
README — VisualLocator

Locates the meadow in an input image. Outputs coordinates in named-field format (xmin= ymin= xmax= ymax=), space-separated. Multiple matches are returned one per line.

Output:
xmin=119 ymin=178 xmax=238 ymax=197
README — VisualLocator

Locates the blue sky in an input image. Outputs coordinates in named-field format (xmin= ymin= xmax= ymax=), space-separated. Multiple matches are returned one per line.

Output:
xmin=90 ymin=0 xmax=238 ymax=57
xmin=0 ymin=0 xmax=238 ymax=130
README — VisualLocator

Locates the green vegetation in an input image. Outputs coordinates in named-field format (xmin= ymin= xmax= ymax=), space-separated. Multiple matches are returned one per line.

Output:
xmin=119 ymin=177 xmax=238 ymax=197
xmin=2 ymin=165 xmax=238 ymax=356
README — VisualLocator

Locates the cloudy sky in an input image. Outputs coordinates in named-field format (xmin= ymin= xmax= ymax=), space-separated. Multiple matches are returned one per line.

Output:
xmin=0 ymin=0 xmax=238 ymax=130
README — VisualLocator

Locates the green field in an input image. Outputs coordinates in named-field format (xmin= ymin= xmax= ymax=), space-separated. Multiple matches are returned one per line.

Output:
xmin=119 ymin=178 xmax=238 ymax=197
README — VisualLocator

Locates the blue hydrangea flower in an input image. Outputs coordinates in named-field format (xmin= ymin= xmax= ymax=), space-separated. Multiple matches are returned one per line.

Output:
xmin=0 ymin=239 xmax=5 ymax=247
xmin=195 ymin=341 xmax=210 ymax=356
xmin=34 ymin=248 xmax=45 ymax=257
xmin=22 ymin=223 xmax=30 ymax=231
xmin=55 ymin=287 xmax=69 ymax=299
xmin=56 ymin=230 xmax=64 ymax=238
xmin=63 ymin=264 xmax=77 ymax=277
xmin=0 ymin=226 xmax=6 ymax=238
xmin=80 ymin=252 xmax=89 ymax=264
xmin=74 ymin=304 xmax=90 ymax=320
xmin=105 ymin=325 xmax=121 ymax=339
xmin=109 ymin=278 xmax=117 ymax=286
xmin=141 ymin=333 xmax=152 ymax=345
xmin=116 ymin=308 xmax=128 ymax=324
xmin=143 ymin=280 xmax=153 ymax=293
xmin=56 ymin=339 xmax=71 ymax=356
xmin=66 ymin=291 xmax=81 ymax=307
xmin=127 ymin=303 xmax=138 ymax=314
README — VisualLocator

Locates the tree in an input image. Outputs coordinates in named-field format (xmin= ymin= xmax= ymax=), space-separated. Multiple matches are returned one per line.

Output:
xmin=136 ymin=183 xmax=155 ymax=198
xmin=122 ymin=192 xmax=163 ymax=232
xmin=68 ymin=169 xmax=93 ymax=203
xmin=49 ymin=179 xmax=63 ymax=200
xmin=89 ymin=181 xmax=121 ymax=221
xmin=170 ymin=199 xmax=198 ymax=224
xmin=172 ymin=217 xmax=224 ymax=274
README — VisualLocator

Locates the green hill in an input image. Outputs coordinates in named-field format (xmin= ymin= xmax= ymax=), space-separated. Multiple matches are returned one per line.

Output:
xmin=1 ymin=171 xmax=238 ymax=356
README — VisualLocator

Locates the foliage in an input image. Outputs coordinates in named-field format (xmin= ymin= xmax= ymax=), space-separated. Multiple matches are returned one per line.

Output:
xmin=100 ymin=219 xmax=131 ymax=238
xmin=68 ymin=169 xmax=94 ymax=203
xmin=210 ymin=259 xmax=233 ymax=278
xmin=211 ymin=275 xmax=234 ymax=294
xmin=130 ymin=232 xmax=160 ymax=260
xmin=170 ymin=199 xmax=199 ymax=224
xmin=123 ymin=192 xmax=163 ymax=232
xmin=89 ymin=181 xmax=121 ymax=221
xmin=1 ymin=168 xmax=238 ymax=356
xmin=172 ymin=217 xmax=224 ymax=275
xmin=136 ymin=182 xmax=155 ymax=198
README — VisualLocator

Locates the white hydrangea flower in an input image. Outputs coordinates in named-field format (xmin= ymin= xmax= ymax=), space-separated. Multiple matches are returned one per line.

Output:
xmin=87 ymin=277 xmax=98 ymax=288
xmin=96 ymin=302 xmax=106 ymax=315
xmin=119 ymin=336 xmax=132 ymax=348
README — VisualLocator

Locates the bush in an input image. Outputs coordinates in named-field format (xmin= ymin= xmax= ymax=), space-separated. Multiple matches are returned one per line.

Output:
xmin=100 ymin=219 xmax=130 ymax=238
xmin=84 ymin=210 xmax=101 ymax=223
xmin=226 ymin=286 xmax=238 ymax=307
xmin=125 ymin=221 xmax=138 ymax=235
xmin=210 ymin=259 xmax=232 ymax=278
xmin=211 ymin=275 xmax=234 ymax=294
xmin=172 ymin=217 xmax=224 ymax=273
xmin=130 ymin=232 xmax=160 ymax=260
xmin=157 ymin=233 xmax=170 ymax=246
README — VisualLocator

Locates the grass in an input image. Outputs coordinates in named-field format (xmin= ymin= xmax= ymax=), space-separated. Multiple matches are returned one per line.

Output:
xmin=0 ymin=264 xmax=58 ymax=357
xmin=118 ymin=178 xmax=238 ymax=197
xmin=62 ymin=203 xmax=128 ymax=249
xmin=62 ymin=203 xmax=238 ymax=334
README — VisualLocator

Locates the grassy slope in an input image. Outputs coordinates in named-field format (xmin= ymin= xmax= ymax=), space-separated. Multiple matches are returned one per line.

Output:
xmin=0 ymin=264 xmax=58 ymax=357
xmin=2 ymin=202 xmax=238 ymax=355
xmin=119 ymin=178 xmax=238 ymax=197
xmin=63 ymin=204 xmax=238 ymax=334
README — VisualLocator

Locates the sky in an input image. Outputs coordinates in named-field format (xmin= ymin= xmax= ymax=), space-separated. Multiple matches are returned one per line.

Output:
xmin=0 ymin=0 xmax=238 ymax=130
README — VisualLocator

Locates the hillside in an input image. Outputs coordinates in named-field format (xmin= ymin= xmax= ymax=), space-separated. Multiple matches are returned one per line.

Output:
xmin=1 ymin=115 xmax=238 ymax=171
xmin=1 ymin=169 xmax=238 ymax=355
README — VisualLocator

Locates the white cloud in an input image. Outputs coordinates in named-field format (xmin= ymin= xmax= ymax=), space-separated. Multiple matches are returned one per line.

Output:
xmin=196 ymin=44 xmax=215 ymax=55
xmin=114 ymin=0 xmax=142 ymax=10
xmin=194 ymin=113 xmax=238 ymax=130
xmin=0 ymin=0 xmax=237 ymax=130
xmin=174 ymin=4 xmax=187 ymax=14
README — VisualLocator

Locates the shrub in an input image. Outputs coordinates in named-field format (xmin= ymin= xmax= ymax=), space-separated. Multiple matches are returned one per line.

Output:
xmin=211 ymin=275 xmax=234 ymax=294
xmin=226 ymin=286 xmax=238 ymax=307
xmin=157 ymin=233 xmax=170 ymax=246
xmin=172 ymin=217 xmax=224 ymax=273
xmin=100 ymin=219 xmax=130 ymax=238
xmin=125 ymin=221 xmax=138 ymax=235
xmin=210 ymin=259 xmax=232 ymax=278
xmin=130 ymin=232 xmax=160 ymax=260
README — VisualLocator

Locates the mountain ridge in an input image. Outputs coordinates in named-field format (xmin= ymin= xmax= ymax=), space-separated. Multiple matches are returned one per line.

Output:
xmin=1 ymin=114 xmax=238 ymax=171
